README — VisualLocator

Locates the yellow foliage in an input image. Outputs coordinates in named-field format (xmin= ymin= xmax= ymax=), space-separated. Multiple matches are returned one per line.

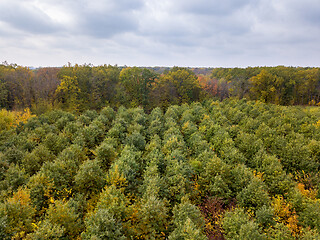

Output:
xmin=309 ymin=99 xmax=316 ymax=106
xmin=86 ymin=194 xmax=100 ymax=213
xmin=297 ymin=183 xmax=317 ymax=200
xmin=272 ymin=196 xmax=300 ymax=236
xmin=191 ymin=178 xmax=202 ymax=202
xmin=202 ymin=114 xmax=210 ymax=122
xmin=0 ymin=108 xmax=15 ymax=131
xmin=253 ymin=170 xmax=264 ymax=181
xmin=294 ymin=171 xmax=318 ymax=200
xmin=314 ymin=120 xmax=320 ymax=128
xmin=181 ymin=121 xmax=190 ymax=132
xmin=31 ymin=222 xmax=39 ymax=230
xmin=15 ymin=108 xmax=35 ymax=125
xmin=198 ymin=125 xmax=206 ymax=133
xmin=210 ymin=101 xmax=219 ymax=106
xmin=58 ymin=188 xmax=73 ymax=200
xmin=5 ymin=188 xmax=36 ymax=238
xmin=55 ymin=76 xmax=80 ymax=95
xmin=0 ymin=108 xmax=35 ymax=131
xmin=106 ymin=164 xmax=128 ymax=189
xmin=8 ymin=188 xmax=32 ymax=206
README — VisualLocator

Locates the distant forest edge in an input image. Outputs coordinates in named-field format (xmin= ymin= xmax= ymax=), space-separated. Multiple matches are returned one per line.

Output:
xmin=0 ymin=62 xmax=319 ymax=114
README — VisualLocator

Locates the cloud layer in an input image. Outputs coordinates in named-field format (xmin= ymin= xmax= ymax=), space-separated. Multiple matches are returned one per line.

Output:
xmin=0 ymin=0 xmax=319 ymax=67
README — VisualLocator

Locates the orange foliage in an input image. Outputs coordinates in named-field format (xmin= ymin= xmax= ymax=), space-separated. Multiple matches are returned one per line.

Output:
xmin=297 ymin=183 xmax=317 ymax=200
xmin=14 ymin=108 xmax=35 ymax=125
xmin=198 ymin=75 xmax=218 ymax=96
xmin=294 ymin=171 xmax=318 ymax=200
xmin=8 ymin=188 xmax=32 ymax=207
xmin=272 ymin=196 xmax=300 ymax=237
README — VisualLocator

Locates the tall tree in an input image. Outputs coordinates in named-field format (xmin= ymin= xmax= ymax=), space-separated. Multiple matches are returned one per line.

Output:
xmin=119 ymin=67 xmax=157 ymax=108
xmin=153 ymin=67 xmax=201 ymax=108
xmin=54 ymin=75 xmax=81 ymax=112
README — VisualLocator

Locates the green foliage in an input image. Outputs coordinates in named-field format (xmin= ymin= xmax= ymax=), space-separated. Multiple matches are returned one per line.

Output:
xmin=45 ymin=199 xmax=83 ymax=238
xmin=266 ymin=223 xmax=294 ymax=240
xmin=43 ymin=132 xmax=70 ymax=155
xmin=169 ymin=197 xmax=206 ymax=240
xmin=169 ymin=217 xmax=207 ymax=240
xmin=1 ymin=63 xmax=320 ymax=111
xmin=0 ymin=215 xmax=9 ymax=240
xmin=100 ymin=106 xmax=115 ymax=121
xmin=73 ymin=120 xmax=105 ymax=148
xmin=254 ymin=152 xmax=293 ymax=195
xmin=2 ymin=147 xmax=24 ymax=165
xmin=0 ymin=164 xmax=29 ymax=193
xmin=222 ymin=208 xmax=266 ymax=240
xmin=299 ymin=200 xmax=320 ymax=232
xmin=197 ymin=155 xmax=233 ymax=200
xmin=154 ymin=67 xmax=201 ymax=107
xmin=124 ymin=131 xmax=146 ymax=151
xmin=82 ymin=209 xmax=126 ymax=240
xmin=39 ymin=159 xmax=74 ymax=197
xmin=237 ymin=177 xmax=270 ymax=211
xmin=0 ymin=189 xmax=35 ymax=239
xmin=74 ymin=159 xmax=106 ymax=195
xmin=255 ymin=205 xmax=276 ymax=229
xmin=21 ymin=145 xmax=55 ymax=175
xmin=26 ymin=219 xmax=65 ymax=239
xmin=109 ymin=145 xmax=143 ymax=193
xmin=164 ymin=150 xmax=193 ymax=202
xmin=27 ymin=172 xmax=55 ymax=213
xmin=96 ymin=185 xmax=128 ymax=220
xmin=119 ymin=67 xmax=157 ymax=108
xmin=301 ymin=228 xmax=320 ymax=240
xmin=1 ymin=99 xmax=320 ymax=239
xmin=135 ymin=195 xmax=169 ymax=239
xmin=94 ymin=141 xmax=117 ymax=170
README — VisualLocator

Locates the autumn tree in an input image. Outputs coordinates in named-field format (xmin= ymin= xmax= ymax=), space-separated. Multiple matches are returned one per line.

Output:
xmin=153 ymin=67 xmax=201 ymax=108
xmin=119 ymin=67 xmax=158 ymax=108
xmin=54 ymin=75 xmax=81 ymax=112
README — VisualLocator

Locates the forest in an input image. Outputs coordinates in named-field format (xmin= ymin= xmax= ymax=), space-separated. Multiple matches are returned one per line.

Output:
xmin=1 ymin=63 xmax=320 ymax=239
xmin=0 ymin=63 xmax=319 ymax=113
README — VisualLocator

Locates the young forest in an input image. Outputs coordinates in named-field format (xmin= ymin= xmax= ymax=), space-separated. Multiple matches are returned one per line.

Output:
xmin=1 ymin=63 xmax=320 ymax=239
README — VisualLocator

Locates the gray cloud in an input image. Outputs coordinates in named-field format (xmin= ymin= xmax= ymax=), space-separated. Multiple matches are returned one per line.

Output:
xmin=0 ymin=0 xmax=319 ymax=67
xmin=0 ymin=1 xmax=62 ymax=34
xmin=77 ymin=10 xmax=139 ymax=38
xmin=69 ymin=0 xmax=144 ymax=38
xmin=172 ymin=0 xmax=258 ymax=16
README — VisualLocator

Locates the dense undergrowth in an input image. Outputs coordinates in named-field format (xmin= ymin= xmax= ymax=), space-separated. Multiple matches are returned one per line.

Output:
xmin=1 ymin=99 xmax=320 ymax=239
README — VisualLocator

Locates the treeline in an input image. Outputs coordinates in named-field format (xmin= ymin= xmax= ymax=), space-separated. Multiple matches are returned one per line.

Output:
xmin=0 ymin=63 xmax=320 ymax=113
xmin=1 ymin=99 xmax=320 ymax=239
xmin=0 ymin=63 xmax=202 ymax=113
xmin=209 ymin=66 xmax=320 ymax=105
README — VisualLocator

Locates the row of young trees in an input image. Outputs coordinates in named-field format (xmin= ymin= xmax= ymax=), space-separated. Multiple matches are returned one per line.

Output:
xmin=1 ymin=99 xmax=320 ymax=239
xmin=0 ymin=63 xmax=320 ymax=113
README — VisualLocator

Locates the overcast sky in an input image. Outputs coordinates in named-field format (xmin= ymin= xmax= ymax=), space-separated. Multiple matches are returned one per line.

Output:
xmin=0 ymin=0 xmax=319 ymax=67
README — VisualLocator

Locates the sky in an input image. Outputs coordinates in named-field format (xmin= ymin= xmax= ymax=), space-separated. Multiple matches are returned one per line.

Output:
xmin=0 ymin=0 xmax=319 ymax=68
